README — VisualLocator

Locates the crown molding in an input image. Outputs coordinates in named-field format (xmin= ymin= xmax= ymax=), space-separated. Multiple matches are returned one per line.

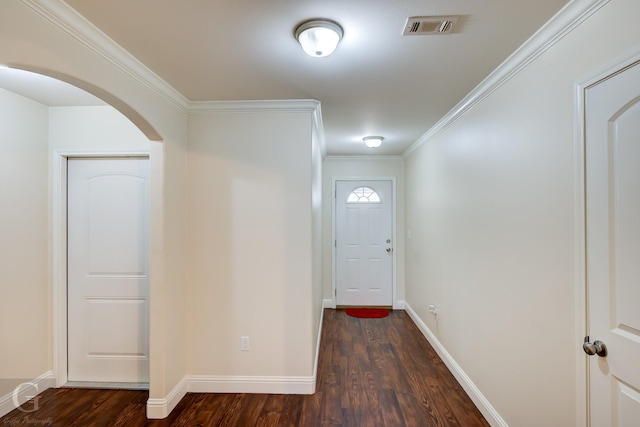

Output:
xmin=324 ymin=155 xmax=404 ymax=161
xmin=18 ymin=1 xmax=327 ymax=119
xmin=20 ymin=0 xmax=190 ymax=113
xmin=188 ymin=99 xmax=321 ymax=113
xmin=402 ymin=0 xmax=611 ymax=158
xmin=190 ymin=99 xmax=326 ymax=156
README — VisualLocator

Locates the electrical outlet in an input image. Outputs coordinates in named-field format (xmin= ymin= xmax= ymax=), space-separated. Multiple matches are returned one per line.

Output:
xmin=429 ymin=305 xmax=438 ymax=316
xmin=241 ymin=336 xmax=250 ymax=351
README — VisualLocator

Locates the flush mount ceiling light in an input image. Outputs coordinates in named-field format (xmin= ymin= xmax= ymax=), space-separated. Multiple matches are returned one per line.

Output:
xmin=363 ymin=136 xmax=384 ymax=148
xmin=295 ymin=19 xmax=343 ymax=57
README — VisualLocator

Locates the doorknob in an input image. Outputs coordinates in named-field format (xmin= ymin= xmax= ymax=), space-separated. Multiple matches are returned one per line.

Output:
xmin=386 ymin=247 xmax=392 ymax=253
xmin=583 ymin=336 xmax=607 ymax=357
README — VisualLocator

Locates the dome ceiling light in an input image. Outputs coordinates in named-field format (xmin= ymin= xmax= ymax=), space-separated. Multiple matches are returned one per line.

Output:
xmin=295 ymin=19 xmax=343 ymax=58
xmin=363 ymin=136 xmax=384 ymax=148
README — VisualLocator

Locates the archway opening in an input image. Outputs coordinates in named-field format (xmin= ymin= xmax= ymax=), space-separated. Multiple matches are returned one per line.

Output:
xmin=0 ymin=66 xmax=162 ymax=141
xmin=0 ymin=66 xmax=159 ymax=406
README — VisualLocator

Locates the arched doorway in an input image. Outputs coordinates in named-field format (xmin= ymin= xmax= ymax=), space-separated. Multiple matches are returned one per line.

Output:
xmin=0 ymin=67 xmax=162 ymax=411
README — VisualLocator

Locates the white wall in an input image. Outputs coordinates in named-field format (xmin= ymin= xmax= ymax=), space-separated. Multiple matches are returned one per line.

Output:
xmin=0 ymin=89 xmax=49 ymax=397
xmin=403 ymin=0 xmax=640 ymax=425
xmin=322 ymin=157 xmax=405 ymax=305
xmin=186 ymin=108 xmax=320 ymax=384
xmin=49 ymin=106 xmax=150 ymax=151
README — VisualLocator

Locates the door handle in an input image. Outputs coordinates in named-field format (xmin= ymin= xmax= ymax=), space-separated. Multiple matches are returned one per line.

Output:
xmin=583 ymin=337 xmax=607 ymax=357
xmin=386 ymin=247 xmax=392 ymax=253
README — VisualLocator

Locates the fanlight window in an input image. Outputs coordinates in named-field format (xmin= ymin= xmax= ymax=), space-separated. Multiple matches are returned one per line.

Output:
xmin=347 ymin=186 xmax=381 ymax=203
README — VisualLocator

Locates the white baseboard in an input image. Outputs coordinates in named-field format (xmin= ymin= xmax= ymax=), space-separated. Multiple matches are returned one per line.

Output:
xmin=146 ymin=376 xmax=188 ymax=419
xmin=187 ymin=374 xmax=315 ymax=394
xmin=403 ymin=303 xmax=508 ymax=427
xmin=323 ymin=299 xmax=405 ymax=309
xmin=393 ymin=299 xmax=406 ymax=310
xmin=0 ymin=371 xmax=56 ymax=418
xmin=148 ymin=374 xmax=317 ymax=419
xmin=148 ymin=301 xmax=325 ymax=419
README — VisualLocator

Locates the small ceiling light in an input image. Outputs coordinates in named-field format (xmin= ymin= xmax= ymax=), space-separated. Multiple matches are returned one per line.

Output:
xmin=295 ymin=19 xmax=343 ymax=57
xmin=363 ymin=136 xmax=384 ymax=148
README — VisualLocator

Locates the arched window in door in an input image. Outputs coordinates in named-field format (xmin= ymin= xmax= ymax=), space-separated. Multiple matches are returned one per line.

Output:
xmin=347 ymin=186 xmax=381 ymax=203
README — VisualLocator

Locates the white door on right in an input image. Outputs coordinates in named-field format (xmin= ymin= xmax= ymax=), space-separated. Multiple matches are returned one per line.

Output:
xmin=585 ymin=60 xmax=640 ymax=426
xmin=335 ymin=180 xmax=393 ymax=306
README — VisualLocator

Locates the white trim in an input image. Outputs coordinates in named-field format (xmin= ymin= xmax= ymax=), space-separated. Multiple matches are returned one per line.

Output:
xmin=51 ymin=151 xmax=67 ymax=387
xmin=573 ymin=46 xmax=640 ymax=427
xmin=64 ymin=381 xmax=148 ymax=390
xmin=332 ymin=177 xmax=398 ymax=308
xmin=0 ymin=371 xmax=56 ymax=418
xmin=20 ymin=0 xmax=189 ymax=112
xmin=187 ymin=375 xmax=316 ymax=394
xmin=402 ymin=0 xmax=611 ymax=158
xmin=325 ymin=155 xmax=404 ymax=161
xmin=52 ymin=150 xmax=150 ymax=388
xmin=188 ymin=99 xmax=320 ymax=113
xmin=404 ymin=303 xmax=508 ymax=427
xmin=393 ymin=300 xmax=406 ymax=310
xmin=311 ymin=101 xmax=327 ymax=159
xmin=189 ymin=99 xmax=326 ymax=158
xmin=146 ymin=374 xmax=316 ymax=419
xmin=147 ymin=298 xmax=325 ymax=419
xmin=15 ymin=1 xmax=330 ymax=137
xmin=575 ymin=46 xmax=640 ymax=91
xmin=323 ymin=298 xmax=336 ymax=309
xmin=573 ymin=74 xmax=589 ymax=427
xmin=146 ymin=376 xmax=188 ymax=419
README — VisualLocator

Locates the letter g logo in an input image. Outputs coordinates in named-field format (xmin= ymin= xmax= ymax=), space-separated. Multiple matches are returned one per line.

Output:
xmin=11 ymin=382 xmax=40 ymax=413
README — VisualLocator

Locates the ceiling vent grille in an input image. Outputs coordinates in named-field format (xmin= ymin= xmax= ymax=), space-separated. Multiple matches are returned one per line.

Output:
xmin=402 ymin=16 xmax=459 ymax=36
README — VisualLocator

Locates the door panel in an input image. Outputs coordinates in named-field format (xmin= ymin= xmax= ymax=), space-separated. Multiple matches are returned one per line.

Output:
xmin=86 ymin=298 xmax=148 ymax=356
xmin=67 ymin=157 xmax=149 ymax=383
xmin=336 ymin=180 xmax=392 ymax=306
xmin=585 ymin=60 xmax=640 ymax=426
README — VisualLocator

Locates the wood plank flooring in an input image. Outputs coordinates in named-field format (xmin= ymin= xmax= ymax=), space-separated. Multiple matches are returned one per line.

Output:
xmin=1 ymin=309 xmax=489 ymax=426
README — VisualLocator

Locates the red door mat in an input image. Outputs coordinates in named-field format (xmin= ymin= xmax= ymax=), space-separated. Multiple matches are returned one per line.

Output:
xmin=345 ymin=308 xmax=390 ymax=318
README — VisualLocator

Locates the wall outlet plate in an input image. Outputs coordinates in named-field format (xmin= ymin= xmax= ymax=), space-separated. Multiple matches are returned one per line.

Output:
xmin=241 ymin=336 xmax=250 ymax=351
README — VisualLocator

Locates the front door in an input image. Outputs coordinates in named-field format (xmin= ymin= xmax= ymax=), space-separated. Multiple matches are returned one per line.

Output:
xmin=67 ymin=157 xmax=150 ymax=383
xmin=585 ymin=60 xmax=640 ymax=425
xmin=335 ymin=180 xmax=393 ymax=306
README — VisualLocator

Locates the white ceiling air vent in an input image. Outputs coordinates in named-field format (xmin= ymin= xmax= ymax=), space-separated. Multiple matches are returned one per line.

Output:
xmin=402 ymin=16 xmax=459 ymax=36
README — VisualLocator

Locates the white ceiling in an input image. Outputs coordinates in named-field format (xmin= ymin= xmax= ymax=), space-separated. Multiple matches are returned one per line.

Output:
xmin=4 ymin=0 xmax=571 ymax=155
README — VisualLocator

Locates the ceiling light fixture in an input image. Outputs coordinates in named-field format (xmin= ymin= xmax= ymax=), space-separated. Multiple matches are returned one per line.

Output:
xmin=363 ymin=136 xmax=384 ymax=148
xmin=295 ymin=19 xmax=343 ymax=58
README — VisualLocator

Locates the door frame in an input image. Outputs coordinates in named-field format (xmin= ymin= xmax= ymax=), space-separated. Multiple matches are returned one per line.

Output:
xmin=574 ymin=46 xmax=640 ymax=426
xmin=52 ymin=149 xmax=150 ymax=387
xmin=331 ymin=177 xmax=399 ymax=309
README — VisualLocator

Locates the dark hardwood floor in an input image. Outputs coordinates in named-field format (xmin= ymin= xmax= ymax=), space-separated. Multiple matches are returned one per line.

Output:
xmin=1 ymin=309 xmax=489 ymax=426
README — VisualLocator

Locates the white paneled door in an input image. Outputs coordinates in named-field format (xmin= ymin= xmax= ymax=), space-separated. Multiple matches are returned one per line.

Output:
xmin=67 ymin=158 xmax=150 ymax=383
xmin=336 ymin=180 xmax=393 ymax=306
xmin=585 ymin=60 xmax=640 ymax=426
